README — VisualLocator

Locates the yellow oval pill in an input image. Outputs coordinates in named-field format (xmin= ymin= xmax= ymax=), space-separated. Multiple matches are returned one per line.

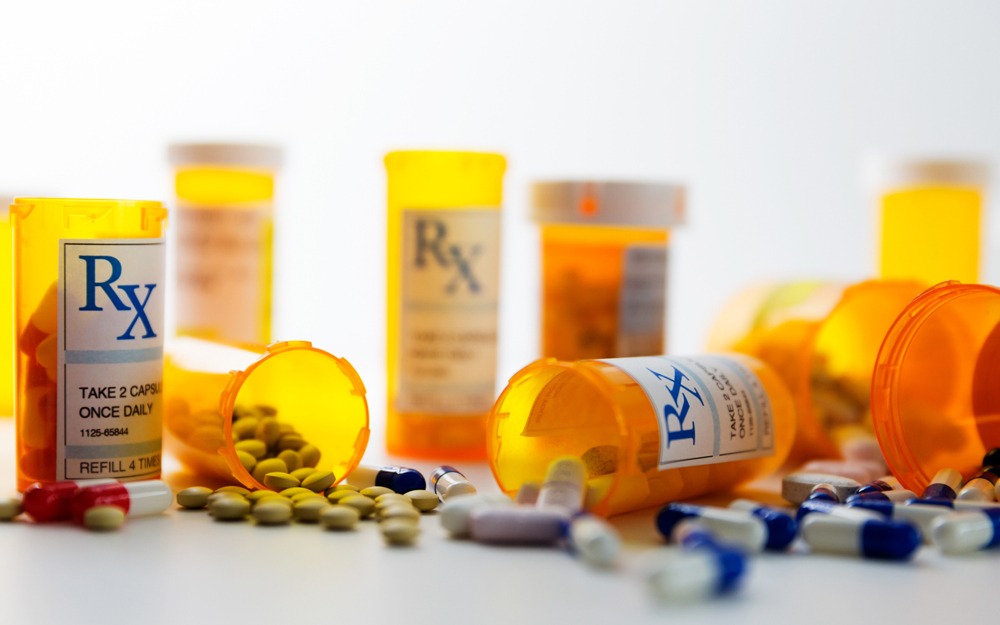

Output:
xmin=361 ymin=486 xmax=394 ymax=499
xmin=320 ymin=505 xmax=360 ymax=530
xmin=251 ymin=458 xmax=289 ymax=483
xmin=235 ymin=439 xmax=267 ymax=460
xmin=302 ymin=470 xmax=336 ymax=493
xmin=263 ymin=473 xmax=300 ymax=491
xmin=405 ymin=490 xmax=439 ymax=512
xmin=253 ymin=501 xmax=293 ymax=525
xmin=83 ymin=505 xmax=126 ymax=531
xmin=176 ymin=487 xmax=213 ymax=509
xmin=293 ymin=498 xmax=330 ymax=522
xmin=340 ymin=495 xmax=376 ymax=518
xmin=381 ymin=518 xmax=420 ymax=545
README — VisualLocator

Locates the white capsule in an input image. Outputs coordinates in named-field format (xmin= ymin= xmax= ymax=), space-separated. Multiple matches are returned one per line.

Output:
xmin=931 ymin=510 xmax=1000 ymax=555
xmin=515 ymin=481 xmax=541 ymax=505
xmin=439 ymin=493 xmax=513 ymax=536
xmin=537 ymin=456 xmax=586 ymax=513
xmin=469 ymin=505 xmax=571 ymax=544
xmin=957 ymin=477 xmax=997 ymax=502
xmin=430 ymin=466 xmax=477 ymax=501
xmin=891 ymin=504 xmax=953 ymax=543
xmin=568 ymin=516 xmax=621 ymax=568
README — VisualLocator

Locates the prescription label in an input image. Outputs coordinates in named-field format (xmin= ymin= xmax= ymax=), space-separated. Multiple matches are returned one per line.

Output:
xmin=599 ymin=355 xmax=774 ymax=471
xmin=616 ymin=243 xmax=667 ymax=357
xmin=175 ymin=205 xmax=272 ymax=345
xmin=57 ymin=239 xmax=166 ymax=481
xmin=395 ymin=208 xmax=501 ymax=415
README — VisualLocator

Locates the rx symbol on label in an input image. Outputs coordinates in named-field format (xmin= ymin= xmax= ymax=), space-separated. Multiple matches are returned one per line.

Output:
xmin=78 ymin=255 xmax=158 ymax=340
xmin=649 ymin=365 xmax=704 ymax=447
xmin=415 ymin=219 xmax=483 ymax=294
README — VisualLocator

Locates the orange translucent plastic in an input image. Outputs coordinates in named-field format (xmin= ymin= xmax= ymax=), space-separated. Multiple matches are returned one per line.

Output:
xmin=163 ymin=338 xmax=369 ymax=489
xmin=872 ymin=282 xmax=1000 ymax=494
xmin=0 ymin=209 xmax=12 ymax=416
xmin=173 ymin=166 xmax=275 ymax=345
xmin=540 ymin=224 xmax=668 ymax=360
xmin=708 ymin=280 xmax=927 ymax=464
xmin=11 ymin=198 xmax=167 ymax=491
xmin=880 ymin=186 xmax=981 ymax=286
xmin=385 ymin=151 xmax=506 ymax=459
xmin=487 ymin=354 xmax=795 ymax=516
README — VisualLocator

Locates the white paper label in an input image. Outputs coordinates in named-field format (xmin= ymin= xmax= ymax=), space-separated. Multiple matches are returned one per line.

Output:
xmin=616 ymin=243 xmax=667 ymax=357
xmin=175 ymin=205 xmax=271 ymax=344
xmin=57 ymin=239 xmax=166 ymax=480
xmin=598 ymin=355 xmax=775 ymax=471
xmin=395 ymin=208 xmax=501 ymax=415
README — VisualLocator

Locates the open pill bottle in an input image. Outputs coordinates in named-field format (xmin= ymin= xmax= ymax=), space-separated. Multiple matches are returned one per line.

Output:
xmin=11 ymin=198 xmax=167 ymax=491
xmin=168 ymin=143 xmax=281 ymax=346
xmin=872 ymin=282 xmax=1000 ymax=493
xmin=531 ymin=181 xmax=685 ymax=361
xmin=385 ymin=150 xmax=506 ymax=459
xmin=487 ymin=353 xmax=795 ymax=516
xmin=872 ymin=158 xmax=988 ymax=286
xmin=708 ymin=280 xmax=926 ymax=464
xmin=163 ymin=337 xmax=369 ymax=490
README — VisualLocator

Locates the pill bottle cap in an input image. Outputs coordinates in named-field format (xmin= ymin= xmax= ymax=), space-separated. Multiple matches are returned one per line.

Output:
xmin=168 ymin=143 xmax=283 ymax=170
xmin=164 ymin=338 xmax=369 ymax=491
xmin=865 ymin=157 xmax=990 ymax=190
xmin=531 ymin=181 xmax=686 ymax=228
xmin=872 ymin=282 xmax=1000 ymax=494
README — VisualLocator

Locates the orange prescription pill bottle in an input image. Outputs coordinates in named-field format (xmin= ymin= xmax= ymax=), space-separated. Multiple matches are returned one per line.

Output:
xmin=0 ymin=199 xmax=12 ymax=416
xmin=168 ymin=143 xmax=282 ymax=345
xmin=11 ymin=198 xmax=168 ymax=491
xmin=872 ymin=282 xmax=1000 ymax=493
xmin=873 ymin=158 xmax=989 ymax=286
xmin=487 ymin=354 xmax=795 ymax=516
xmin=707 ymin=280 xmax=927 ymax=465
xmin=385 ymin=151 xmax=506 ymax=459
xmin=163 ymin=337 xmax=369 ymax=489
xmin=532 ymin=181 xmax=686 ymax=361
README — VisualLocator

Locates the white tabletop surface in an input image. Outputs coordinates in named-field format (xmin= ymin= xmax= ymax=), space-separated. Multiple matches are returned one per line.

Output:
xmin=0 ymin=419 xmax=994 ymax=625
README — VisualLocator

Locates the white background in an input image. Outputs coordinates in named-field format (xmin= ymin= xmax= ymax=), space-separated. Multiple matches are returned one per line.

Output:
xmin=3 ymin=1 xmax=999 ymax=440
xmin=1 ymin=3 xmax=999 ymax=622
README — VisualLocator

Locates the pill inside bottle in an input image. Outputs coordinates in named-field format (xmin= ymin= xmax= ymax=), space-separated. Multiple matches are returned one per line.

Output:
xmin=487 ymin=353 xmax=795 ymax=516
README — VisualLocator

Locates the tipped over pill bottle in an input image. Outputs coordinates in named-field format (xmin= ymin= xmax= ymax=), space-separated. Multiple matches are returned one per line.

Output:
xmin=872 ymin=158 xmax=989 ymax=286
xmin=532 ymin=181 xmax=685 ymax=361
xmin=163 ymin=337 xmax=369 ymax=490
xmin=385 ymin=151 xmax=506 ymax=459
xmin=487 ymin=353 xmax=795 ymax=516
xmin=708 ymin=280 xmax=926 ymax=465
xmin=11 ymin=198 xmax=167 ymax=491
xmin=872 ymin=282 xmax=1000 ymax=494
xmin=168 ymin=143 xmax=282 ymax=345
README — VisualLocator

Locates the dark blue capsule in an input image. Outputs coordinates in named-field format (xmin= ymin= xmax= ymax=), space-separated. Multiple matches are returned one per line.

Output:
xmin=374 ymin=466 xmax=426 ymax=493
xmin=859 ymin=519 xmax=921 ymax=560
xmin=856 ymin=480 xmax=893 ymax=495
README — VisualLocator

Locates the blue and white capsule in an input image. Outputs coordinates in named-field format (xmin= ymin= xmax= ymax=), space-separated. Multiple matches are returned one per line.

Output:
xmin=932 ymin=508 xmax=1000 ymax=555
xmin=347 ymin=465 xmax=426 ymax=494
xmin=844 ymin=489 xmax=917 ymax=505
xmin=657 ymin=503 xmax=767 ymax=552
xmin=846 ymin=499 xmax=948 ymax=542
xmin=856 ymin=480 xmax=894 ymax=496
xmin=801 ymin=514 xmax=921 ymax=560
xmin=920 ymin=468 xmax=963 ymax=500
xmin=903 ymin=497 xmax=1000 ymax=510
xmin=647 ymin=522 xmax=747 ymax=602
xmin=430 ymin=466 xmax=477 ymax=501
xmin=727 ymin=499 xmax=798 ymax=551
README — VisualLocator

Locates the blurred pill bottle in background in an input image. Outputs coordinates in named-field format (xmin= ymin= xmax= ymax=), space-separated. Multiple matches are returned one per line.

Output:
xmin=0 ymin=198 xmax=12 ymax=417
xmin=11 ymin=198 xmax=167 ymax=491
xmin=531 ymin=181 xmax=685 ymax=361
xmin=872 ymin=282 xmax=1000 ymax=494
xmin=870 ymin=158 xmax=989 ymax=286
xmin=487 ymin=353 xmax=795 ymax=516
xmin=707 ymin=280 xmax=927 ymax=466
xmin=168 ymin=143 xmax=282 ymax=346
xmin=163 ymin=337 xmax=369 ymax=489
xmin=385 ymin=151 xmax=506 ymax=459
